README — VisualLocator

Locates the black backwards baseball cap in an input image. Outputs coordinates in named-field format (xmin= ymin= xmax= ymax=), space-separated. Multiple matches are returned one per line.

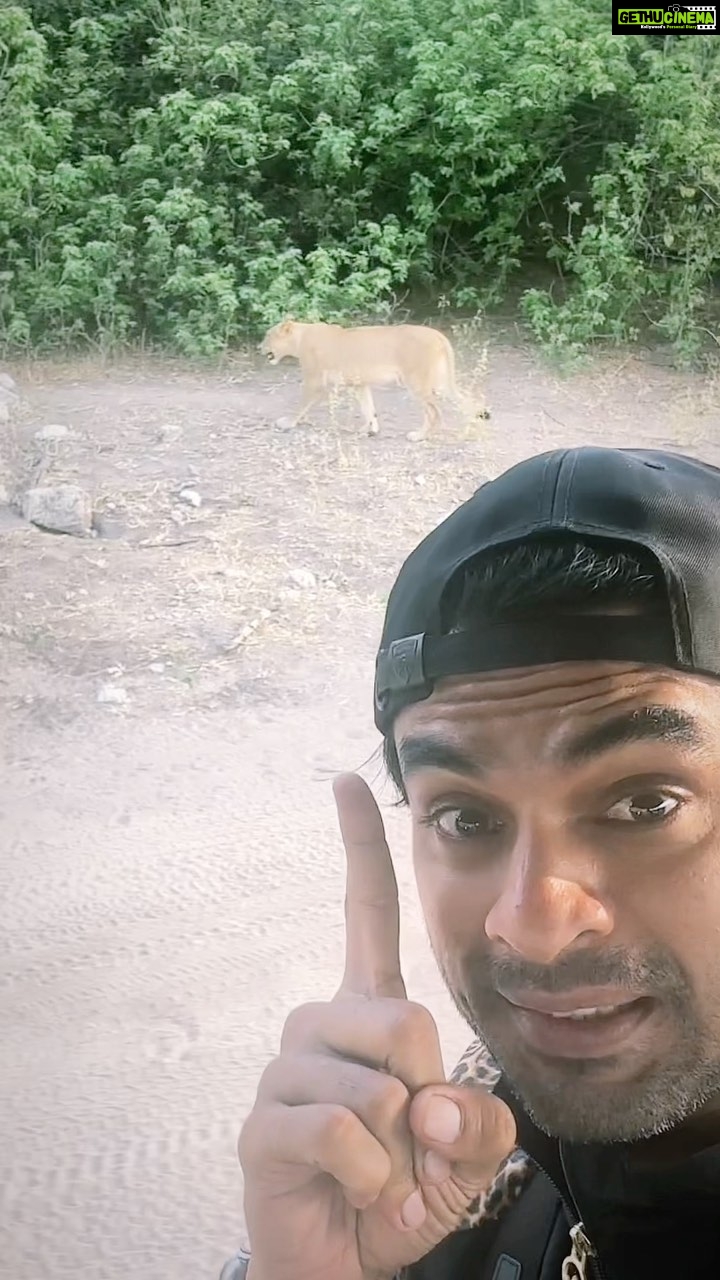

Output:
xmin=374 ymin=446 xmax=720 ymax=737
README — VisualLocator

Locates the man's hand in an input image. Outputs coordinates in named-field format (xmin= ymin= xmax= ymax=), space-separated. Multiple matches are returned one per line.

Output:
xmin=238 ymin=773 xmax=517 ymax=1280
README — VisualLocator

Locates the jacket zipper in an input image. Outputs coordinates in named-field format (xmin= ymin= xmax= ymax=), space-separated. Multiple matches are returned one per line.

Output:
xmin=561 ymin=1222 xmax=598 ymax=1280
xmin=557 ymin=1146 xmax=607 ymax=1280
xmin=529 ymin=1164 xmax=601 ymax=1280
xmin=516 ymin=1146 xmax=606 ymax=1280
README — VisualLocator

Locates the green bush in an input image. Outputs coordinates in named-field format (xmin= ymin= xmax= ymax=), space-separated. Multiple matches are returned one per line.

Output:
xmin=0 ymin=0 xmax=717 ymax=359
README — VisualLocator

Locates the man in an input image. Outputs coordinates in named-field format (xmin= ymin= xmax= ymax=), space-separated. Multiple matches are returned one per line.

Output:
xmin=222 ymin=446 xmax=720 ymax=1280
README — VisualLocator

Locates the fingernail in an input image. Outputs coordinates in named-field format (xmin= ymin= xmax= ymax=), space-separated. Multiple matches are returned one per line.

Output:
xmin=423 ymin=1149 xmax=452 ymax=1182
xmin=422 ymin=1097 xmax=462 ymax=1143
xmin=401 ymin=1189 xmax=426 ymax=1229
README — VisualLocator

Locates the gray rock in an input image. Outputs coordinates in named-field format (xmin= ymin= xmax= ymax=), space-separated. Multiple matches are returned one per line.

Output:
xmin=21 ymin=485 xmax=93 ymax=536
xmin=34 ymin=423 xmax=70 ymax=443
xmin=0 ymin=372 xmax=17 ymax=394
xmin=178 ymin=487 xmax=202 ymax=508
xmin=288 ymin=567 xmax=317 ymax=590
xmin=97 ymin=683 xmax=128 ymax=705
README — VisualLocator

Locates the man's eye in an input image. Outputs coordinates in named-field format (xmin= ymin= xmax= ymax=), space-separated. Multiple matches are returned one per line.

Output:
xmin=429 ymin=807 xmax=505 ymax=839
xmin=606 ymin=792 xmax=682 ymax=823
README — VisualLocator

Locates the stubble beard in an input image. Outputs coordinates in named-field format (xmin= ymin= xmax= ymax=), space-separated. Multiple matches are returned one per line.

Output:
xmin=434 ymin=943 xmax=720 ymax=1144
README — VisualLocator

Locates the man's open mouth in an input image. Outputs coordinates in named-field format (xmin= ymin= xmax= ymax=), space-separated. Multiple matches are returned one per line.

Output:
xmin=499 ymin=989 xmax=656 ymax=1059
xmin=544 ymin=1003 xmax=636 ymax=1021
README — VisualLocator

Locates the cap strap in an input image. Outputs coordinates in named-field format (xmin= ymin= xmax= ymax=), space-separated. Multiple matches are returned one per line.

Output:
xmin=375 ymin=615 xmax=678 ymax=701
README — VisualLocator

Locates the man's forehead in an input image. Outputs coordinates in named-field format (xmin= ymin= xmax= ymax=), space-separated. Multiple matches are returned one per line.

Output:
xmin=398 ymin=661 xmax=683 ymax=722
xmin=394 ymin=661 xmax=715 ymax=776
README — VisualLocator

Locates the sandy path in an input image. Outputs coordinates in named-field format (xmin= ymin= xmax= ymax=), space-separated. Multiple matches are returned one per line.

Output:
xmin=2 ymin=644 xmax=468 ymax=1280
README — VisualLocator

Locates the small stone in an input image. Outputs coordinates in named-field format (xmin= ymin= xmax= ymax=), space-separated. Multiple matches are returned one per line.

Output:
xmin=414 ymin=474 xmax=427 ymax=486
xmin=97 ymin=683 xmax=128 ymax=705
xmin=34 ymin=423 xmax=70 ymax=443
xmin=0 ymin=373 xmax=17 ymax=394
xmin=275 ymin=416 xmax=295 ymax=432
xmin=288 ymin=567 xmax=317 ymax=590
xmin=21 ymin=485 xmax=92 ymax=536
xmin=0 ymin=402 xmax=9 ymax=425
xmin=158 ymin=423 xmax=182 ymax=443
xmin=225 ymin=607 xmax=273 ymax=650
xmin=178 ymin=487 xmax=202 ymax=508
xmin=148 ymin=662 xmax=165 ymax=674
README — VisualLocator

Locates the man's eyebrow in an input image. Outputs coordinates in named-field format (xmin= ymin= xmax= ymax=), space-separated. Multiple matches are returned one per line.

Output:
xmin=396 ymin=706 xmax=704 ymax=781
xmin=557 ymin=705 xmax=705 ymax=765
xmin=396 ymin=735 xmax=489 ymax=780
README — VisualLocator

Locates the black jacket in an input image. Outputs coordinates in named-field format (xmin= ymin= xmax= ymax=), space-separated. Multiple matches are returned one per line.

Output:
xmin=220 ymin=1037 xmax=720 ymax=1280
xmin=408 ymin=1050 xmax=720 ymax=1280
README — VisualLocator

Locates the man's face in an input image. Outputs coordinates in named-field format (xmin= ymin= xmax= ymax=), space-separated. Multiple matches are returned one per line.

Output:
xmin=394 ymin=660 xmax=720 ymax=1144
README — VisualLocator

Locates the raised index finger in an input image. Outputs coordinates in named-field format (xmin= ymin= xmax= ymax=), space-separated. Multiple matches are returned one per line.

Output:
xmin=333 ymin=773 xmax=407 ymax=1000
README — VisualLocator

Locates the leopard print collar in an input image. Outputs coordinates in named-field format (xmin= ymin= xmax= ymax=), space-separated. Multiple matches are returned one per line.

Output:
xmin=449 ymin=1037 xmax=536 ymax=1231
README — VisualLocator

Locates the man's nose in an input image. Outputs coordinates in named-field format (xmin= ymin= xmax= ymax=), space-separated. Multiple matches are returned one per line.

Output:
xmin=484 ymin=822 xmax=613 ymax=964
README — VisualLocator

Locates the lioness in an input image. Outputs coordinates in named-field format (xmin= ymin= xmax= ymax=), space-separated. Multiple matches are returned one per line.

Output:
xmin=260 ymin=319 xmax=484 ymax=441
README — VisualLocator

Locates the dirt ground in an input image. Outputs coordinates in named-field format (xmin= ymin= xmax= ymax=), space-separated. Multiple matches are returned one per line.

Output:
xmin=1 ymin=331 xmax=719 ymax=1280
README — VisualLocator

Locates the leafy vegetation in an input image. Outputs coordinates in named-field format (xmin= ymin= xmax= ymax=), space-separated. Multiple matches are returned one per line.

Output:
xmin=1 ymin=0 xmax=718 ymax=360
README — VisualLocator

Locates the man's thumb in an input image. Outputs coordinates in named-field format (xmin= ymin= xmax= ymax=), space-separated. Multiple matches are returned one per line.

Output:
xmin=409 ymin=1085 xmax=517 ymax=1186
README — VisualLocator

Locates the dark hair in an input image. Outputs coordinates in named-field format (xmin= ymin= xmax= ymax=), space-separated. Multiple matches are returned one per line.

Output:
xmin=382 ymin=536 xmax=666 ymax=801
